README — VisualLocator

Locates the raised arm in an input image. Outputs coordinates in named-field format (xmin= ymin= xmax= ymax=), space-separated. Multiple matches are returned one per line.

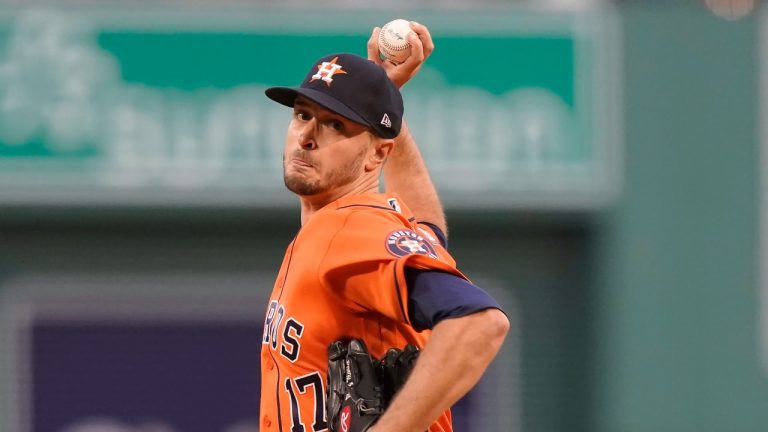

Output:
xmin=367 ymin=23 xmax=447 ymax=235
xmin=384 ymin=120 xmax=446 ymax=235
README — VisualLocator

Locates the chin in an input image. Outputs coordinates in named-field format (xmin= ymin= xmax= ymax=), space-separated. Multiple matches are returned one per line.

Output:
xmin=284 ymin=175 xmax=323 ymax=196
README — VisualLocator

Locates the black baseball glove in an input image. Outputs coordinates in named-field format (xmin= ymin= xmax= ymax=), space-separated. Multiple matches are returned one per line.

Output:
xmin=326 ymin=339 xmax=420 ymax=432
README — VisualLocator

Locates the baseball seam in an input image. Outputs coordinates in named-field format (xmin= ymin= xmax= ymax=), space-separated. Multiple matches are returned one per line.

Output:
xmin=381 ymin=29 xmax=409 ymax=51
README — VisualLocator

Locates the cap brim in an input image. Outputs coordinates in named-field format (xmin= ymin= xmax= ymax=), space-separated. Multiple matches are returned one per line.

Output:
xmin=265 ymin=87 xmax=369 ymax=128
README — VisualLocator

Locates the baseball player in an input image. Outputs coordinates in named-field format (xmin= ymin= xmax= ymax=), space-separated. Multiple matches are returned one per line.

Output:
xmin=260 ymin=22 xmax=509 ymax=432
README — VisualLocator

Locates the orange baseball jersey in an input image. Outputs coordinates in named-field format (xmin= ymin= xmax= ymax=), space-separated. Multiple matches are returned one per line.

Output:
xmin=259 ymin=192 xmax=465 ymax=432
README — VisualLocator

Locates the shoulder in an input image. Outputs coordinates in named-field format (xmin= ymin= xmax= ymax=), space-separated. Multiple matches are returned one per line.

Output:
xmin=308 ymin=194 xmax=452 ymax=263
xmin=315 ymin=205 xmax=444 ymax=261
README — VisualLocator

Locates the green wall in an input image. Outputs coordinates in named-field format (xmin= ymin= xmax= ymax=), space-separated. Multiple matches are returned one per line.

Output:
xmin=594 ymin=5 xmax=768 ymax=431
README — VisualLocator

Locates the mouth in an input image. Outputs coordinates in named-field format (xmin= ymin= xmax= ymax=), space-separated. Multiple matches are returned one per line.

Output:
xmin=290 ymin=157 xmax=313 ymax=168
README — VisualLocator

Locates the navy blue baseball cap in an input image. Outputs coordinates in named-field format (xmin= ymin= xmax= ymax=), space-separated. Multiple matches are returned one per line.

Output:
xmin=265 ymin=53 xmax=403 ymax=139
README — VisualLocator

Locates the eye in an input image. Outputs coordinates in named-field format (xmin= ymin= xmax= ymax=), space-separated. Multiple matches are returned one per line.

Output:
xmin=327 ymin=119 xmax=344 ymax=132
xmin=294 ymin=109 xmax=311 ymax=121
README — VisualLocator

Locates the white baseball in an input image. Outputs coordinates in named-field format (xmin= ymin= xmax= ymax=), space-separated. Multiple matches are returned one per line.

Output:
xmin=378 ymin=19 xmax=415 ymax=65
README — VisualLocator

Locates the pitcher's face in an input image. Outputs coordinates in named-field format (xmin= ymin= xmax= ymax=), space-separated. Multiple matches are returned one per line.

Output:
xmin=283 ymin=97 xmax=373 ymax=197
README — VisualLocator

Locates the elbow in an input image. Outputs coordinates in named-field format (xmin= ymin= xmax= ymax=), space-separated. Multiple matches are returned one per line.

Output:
xmin=472 ymin=308 xmax=509 ymax=351
xmin=487 ymin=308 xmax=510 ymax=346
xmin=435 ymin=308 xmax=510 ymax=351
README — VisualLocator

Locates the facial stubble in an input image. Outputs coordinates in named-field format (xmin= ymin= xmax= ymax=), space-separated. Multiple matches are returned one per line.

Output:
xmin=283 ymin=145 xmax=368 ymax=196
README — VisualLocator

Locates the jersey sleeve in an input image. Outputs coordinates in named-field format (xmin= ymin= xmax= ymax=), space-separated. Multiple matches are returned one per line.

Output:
xmin=405 ymin=268 xmax=503 ymax=331
xmin=317 ymin=210 xmax=465 ymax=325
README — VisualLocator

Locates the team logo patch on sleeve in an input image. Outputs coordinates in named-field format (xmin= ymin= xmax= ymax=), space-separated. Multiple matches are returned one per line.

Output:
xmin=385 ymin=229 xmax=438 ymax=259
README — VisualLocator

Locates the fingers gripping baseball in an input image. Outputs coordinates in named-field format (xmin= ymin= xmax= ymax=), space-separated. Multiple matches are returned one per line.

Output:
xmin=408 ymin=21 xmax=434 ymax=60
xmin=367 ymin=28 xmax=382 ymax=63
xmin=367 ymin=21 xmax=434 ymax=89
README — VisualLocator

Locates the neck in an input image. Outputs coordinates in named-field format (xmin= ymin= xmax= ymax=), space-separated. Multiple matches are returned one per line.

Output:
xmin=298 ymin=177 xmax=380 ymax=225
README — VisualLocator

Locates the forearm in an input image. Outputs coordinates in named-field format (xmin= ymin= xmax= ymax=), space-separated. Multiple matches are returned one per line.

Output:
xmin=369 ymin=308 xmax=509 ymax=432
xmin=384 ymin=120 xmax=447 ymax=235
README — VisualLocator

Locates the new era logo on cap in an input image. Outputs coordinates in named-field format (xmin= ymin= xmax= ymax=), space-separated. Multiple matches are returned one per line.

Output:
xmin=264 ymin=53 xmax=404 ymax=139
xmin=380 ymin=113 xmax=392 ymax=128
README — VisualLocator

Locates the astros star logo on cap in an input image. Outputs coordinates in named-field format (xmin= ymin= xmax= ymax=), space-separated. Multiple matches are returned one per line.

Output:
xmin=310 ymin=56 xmax=347 ymax=86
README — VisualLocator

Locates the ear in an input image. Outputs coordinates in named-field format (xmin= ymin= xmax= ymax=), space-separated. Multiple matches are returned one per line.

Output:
xmin=364 ymin=138 xmax=394 ymax=171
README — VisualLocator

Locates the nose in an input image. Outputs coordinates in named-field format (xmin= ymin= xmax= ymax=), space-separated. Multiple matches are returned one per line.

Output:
xmin=297 ymin=121 xmax=317 ymax=150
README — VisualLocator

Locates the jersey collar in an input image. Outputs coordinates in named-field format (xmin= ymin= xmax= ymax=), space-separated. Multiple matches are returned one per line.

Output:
xmin=326 ymin=192 xmax=413 ymax=219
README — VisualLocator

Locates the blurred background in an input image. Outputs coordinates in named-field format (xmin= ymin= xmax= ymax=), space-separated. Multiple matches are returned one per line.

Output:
xmin=0 ymin=0 xmax=766 ymax=431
